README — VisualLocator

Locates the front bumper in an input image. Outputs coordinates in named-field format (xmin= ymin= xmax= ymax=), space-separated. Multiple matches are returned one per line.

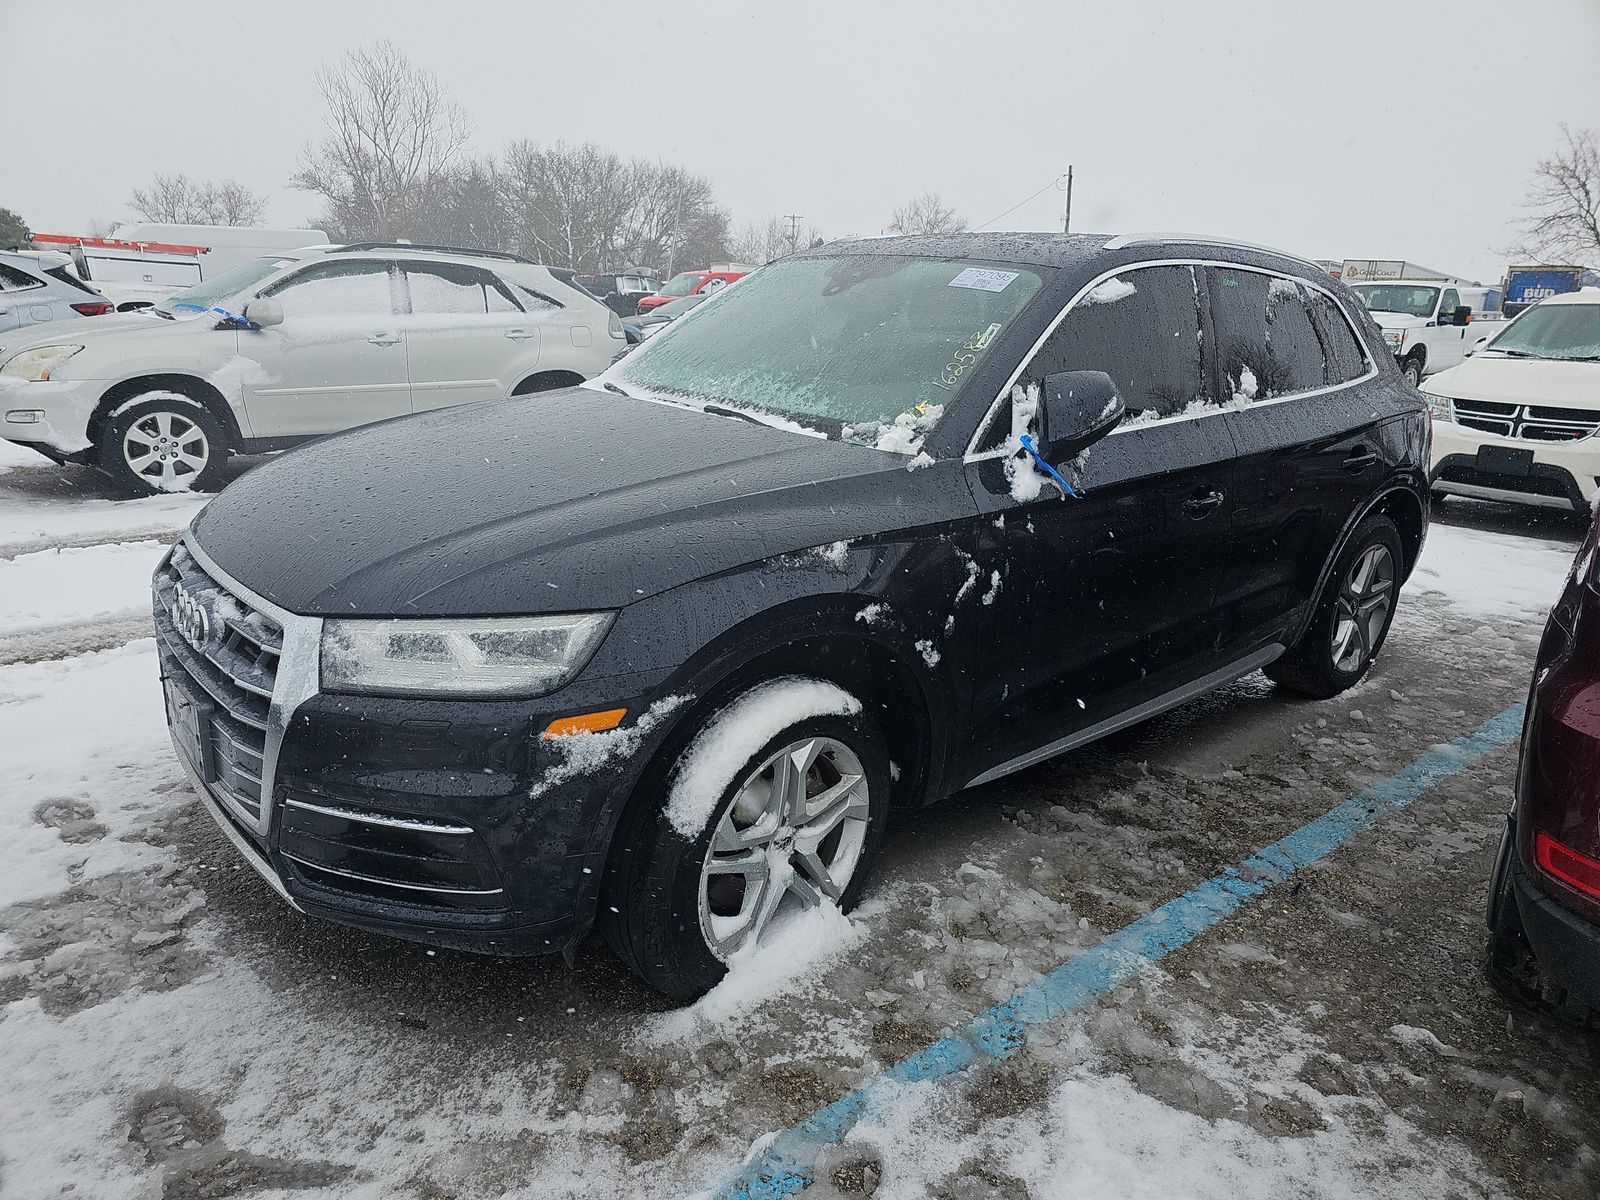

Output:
xmin=155 ymin=537 xmax=676 ymax=956
xmin=0 ymin=377 xmax=101 ymax=454
xmin=1430 ymin=418 xmax=1599 ymax=511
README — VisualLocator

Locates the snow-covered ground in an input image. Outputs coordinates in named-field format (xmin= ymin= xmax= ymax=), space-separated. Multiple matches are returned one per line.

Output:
xmin=1 ymin=459 xmax=1596 ymax=1200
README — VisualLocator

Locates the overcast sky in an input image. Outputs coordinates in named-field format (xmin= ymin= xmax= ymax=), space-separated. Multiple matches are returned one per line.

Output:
xmin=4 ymin=0 xmax=1595 ymax=283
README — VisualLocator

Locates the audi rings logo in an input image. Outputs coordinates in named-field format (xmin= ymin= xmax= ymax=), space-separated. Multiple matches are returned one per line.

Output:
xmin=170 ymin=589 xmax=212 ymax=651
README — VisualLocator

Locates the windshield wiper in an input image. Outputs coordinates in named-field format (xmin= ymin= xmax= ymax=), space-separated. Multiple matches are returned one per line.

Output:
xmin=1487 ymin=347 xmax=1535 ymax=358
xmin=702 ymin=403 xmax=767 ymax=427
xmin=601 ymin=381 xmax=633 ymax=398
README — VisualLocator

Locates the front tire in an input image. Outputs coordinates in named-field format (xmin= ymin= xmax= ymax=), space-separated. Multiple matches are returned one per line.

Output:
xmin=1266 ymin=514 xmax=1403 ymax=699
xmin=99 ymin=391 xmax=228 ymax=496
xmin=1401 ymin=356 xmax=1424 ymax=388
xmin=603 ymin=684 xmax=890 ymax=1001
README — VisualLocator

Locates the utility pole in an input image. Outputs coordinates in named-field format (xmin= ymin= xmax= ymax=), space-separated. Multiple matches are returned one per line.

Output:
xmin=1061 ymin=165 xmax=1074 ymax=235
xmin=783 ymin=213 xmax=804 ymax=256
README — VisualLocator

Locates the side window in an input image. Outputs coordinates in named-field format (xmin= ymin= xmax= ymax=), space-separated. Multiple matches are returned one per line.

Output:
xmin=265 ymin=261 xmax=394 ymax=317
xmin=1025 ymin=264 xmax=1205 ymax=419
xmin=1211 ymin=268 xmax=1335 ymax=401
xmin=1306 ymin=291 xmax=1368 ymax=384
xmin=404 ymin=262 xmax=522 ymax=315
xmin=1440 ymin=288 xmax=1460 ymax=321
xmin=1265 ymin=279 xmax=1328 ymax=396
xmin=0 ymin=263 xmax=43 ymax=292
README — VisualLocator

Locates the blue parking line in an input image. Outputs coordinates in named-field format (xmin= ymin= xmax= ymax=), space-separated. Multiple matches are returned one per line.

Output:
xmin=711 ymin=701 xmax=1527 ymax=1199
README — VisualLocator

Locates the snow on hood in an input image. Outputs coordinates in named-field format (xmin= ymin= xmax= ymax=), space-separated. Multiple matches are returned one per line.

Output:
xmin=1424 ymin=352 xmax=1600 ymax=408
xmin=1367 ymin=311 xmax=1428 ymax=331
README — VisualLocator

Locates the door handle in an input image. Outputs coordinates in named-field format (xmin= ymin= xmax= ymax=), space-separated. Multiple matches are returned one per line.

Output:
xmin=504 ymin=329 xmax=534 ymax=341
xmin=1343 ymin=447 xmax=1378 ymax=472
xmin=1183 ymin=489 xmax=1224 ymax=517
xmin=367 ymin=332 xmax=401 ymax=346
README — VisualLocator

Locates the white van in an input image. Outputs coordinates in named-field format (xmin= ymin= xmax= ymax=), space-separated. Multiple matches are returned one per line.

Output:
xmin=34 ymin=224 xmax=329 ymax=310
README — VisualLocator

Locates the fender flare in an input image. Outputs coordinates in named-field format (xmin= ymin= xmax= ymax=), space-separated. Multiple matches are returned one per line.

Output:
xmin=1287 ymin=480 xmax=1427 ymax=649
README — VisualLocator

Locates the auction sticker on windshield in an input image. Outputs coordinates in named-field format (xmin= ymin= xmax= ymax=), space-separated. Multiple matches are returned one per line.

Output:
xmin=948 ymin=267 xmax=1020 ymax=293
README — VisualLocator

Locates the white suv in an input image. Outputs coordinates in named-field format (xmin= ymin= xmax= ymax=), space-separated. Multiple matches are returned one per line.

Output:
xmin=0 ymin=243 xmax=623 ymax=495
xmin=1424 ymin=292 xmax=1600 ymax=512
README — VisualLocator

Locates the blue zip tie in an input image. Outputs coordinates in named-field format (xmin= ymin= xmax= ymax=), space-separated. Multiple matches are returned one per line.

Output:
xmin=1018 ymin=434 xmax=1078 ymax=498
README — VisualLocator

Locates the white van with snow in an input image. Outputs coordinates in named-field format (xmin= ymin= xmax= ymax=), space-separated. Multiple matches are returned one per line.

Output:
xmin=0 ymin=243 xmax=623 ymax=495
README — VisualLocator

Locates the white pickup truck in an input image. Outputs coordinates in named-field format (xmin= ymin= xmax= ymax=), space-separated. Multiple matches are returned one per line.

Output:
xmin=1346 ymin=280 xmax=1504 ymax=385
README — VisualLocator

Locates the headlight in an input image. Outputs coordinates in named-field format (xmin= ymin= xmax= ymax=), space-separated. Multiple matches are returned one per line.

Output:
xmin=321 ymin=612 xmax=614 ymax=698
xmin=1382 ymin=329 xmax=1405 ymax=350
xmin=1 ymin=345 xmax=84 ymax=381
xmin=1420 ymin=390 xmax=1454 ymax=422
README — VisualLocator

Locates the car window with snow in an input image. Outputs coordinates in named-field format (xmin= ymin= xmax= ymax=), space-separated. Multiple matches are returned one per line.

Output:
xmin=0 ymin=263 xmax=43 ymax=292
xmin=1351 ymin=283 xmax=1439 ymax=318
xmin=1264 ymin=278 xmax=1328 ymax=396
xmin=1028 ymin=265 xmax=1206 ymax=419
xmin=1485 ymin=302 xmax=1600 ymax=360
xmin=613 ymin=254 xmax=1044 ymax=444
xmin=404 ymin=262 xmax=521 ymax=315
xmin=1306 ymin=291 xmax=1368 ymax=382
xmin=265 ymin=260 xmax=395 ymax=317
xmin=155 ymin=256 xmax=296 ymax=316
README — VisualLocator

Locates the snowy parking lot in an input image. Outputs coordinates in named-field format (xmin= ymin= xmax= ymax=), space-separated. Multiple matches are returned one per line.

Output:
xmin=2 ymin=441 xmax=1598 ymax=1199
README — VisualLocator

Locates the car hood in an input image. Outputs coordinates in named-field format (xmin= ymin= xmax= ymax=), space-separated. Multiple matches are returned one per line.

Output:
xmin=1425 ymin=353 xmax=1600 ymax=407
xmin=193 ymin=388 xmax=956 ymax=616
xmin=1368 ymin=312 xmax=1428 ymax=331
xmin=2 ymin=310 xmax=213 ymax=356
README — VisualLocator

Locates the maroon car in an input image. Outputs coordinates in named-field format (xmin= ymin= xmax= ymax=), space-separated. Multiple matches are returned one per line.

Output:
xmin=1489 ymin=521 xmax=1600 ymax=1025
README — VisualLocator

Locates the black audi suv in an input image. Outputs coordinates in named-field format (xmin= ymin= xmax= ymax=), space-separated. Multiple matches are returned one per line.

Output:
xmin=153 ymin=232 xmax=1429 ymax=998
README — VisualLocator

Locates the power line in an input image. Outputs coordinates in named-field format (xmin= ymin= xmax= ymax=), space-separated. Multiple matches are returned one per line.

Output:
xmin=970 ymin=177 xmax=1066 ymax=233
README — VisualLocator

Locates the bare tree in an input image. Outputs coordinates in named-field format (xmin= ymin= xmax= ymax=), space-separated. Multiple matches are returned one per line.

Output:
xmin=729 ymin=216 xmax=823 ymax=264
xmin=129 ymin=174 xmax=267 ymax=226
xmin=888 ymin=192 xmax=966 ymax=236
xmin=291 ymin=40 xmax=472 ymax=241
xmin=1514 ymin=124 xmax=1600 ymax=267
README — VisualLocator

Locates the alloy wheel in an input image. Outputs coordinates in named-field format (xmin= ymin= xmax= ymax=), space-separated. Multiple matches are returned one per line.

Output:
xmin=1330 ymin=543 xmax=1395 ymax=673
xmin=698 ymin=736 xmax=871 ymax=960
xmin=124 ymin=410 xmax=209 ymax=493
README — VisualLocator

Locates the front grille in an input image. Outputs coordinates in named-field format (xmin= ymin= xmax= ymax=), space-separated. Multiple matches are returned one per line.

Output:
xmin=153 ymin=543 xmax=282 ymax=829
xmin=1454 ymin=398 xmax=1600 ymax=443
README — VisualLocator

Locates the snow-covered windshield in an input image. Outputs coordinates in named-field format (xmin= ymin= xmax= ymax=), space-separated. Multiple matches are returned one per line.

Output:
xmin=612 ymin=255 xmax=1044 ymax=449
xmin=657 ymin=271 xmax=704 ymax=298
xmin=1485 ymin=302 xmax=1600 ymax=361
xmin=1351 ymin=284 xmax=1439 ymax=318
xmin=155 ymin=256 xmax=296 ymax=317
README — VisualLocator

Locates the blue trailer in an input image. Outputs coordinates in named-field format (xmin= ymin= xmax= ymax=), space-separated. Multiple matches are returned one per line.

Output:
xmin=1504 ymin=265 xmax=1585 ymax=317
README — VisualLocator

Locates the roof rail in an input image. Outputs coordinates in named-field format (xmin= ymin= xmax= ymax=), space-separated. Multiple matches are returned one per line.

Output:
xmin=1102 ymin=232 xmax=1322 ymax=270
xmin=329 ymin=242 xmax=537 ymax=264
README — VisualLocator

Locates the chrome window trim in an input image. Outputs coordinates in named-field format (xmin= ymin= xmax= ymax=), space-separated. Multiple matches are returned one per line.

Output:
xmin=964 ymin=257 xmax=1378 ymax=462
xmin=182 ymin=533 xmax=322 ymax=838
xmin=1100 ymin=232 xmax=1323 ymax=270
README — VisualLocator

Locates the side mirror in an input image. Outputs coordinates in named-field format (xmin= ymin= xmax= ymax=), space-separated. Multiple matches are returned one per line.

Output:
xmin=1039 ymin=371 xmax=1125 ymax=463
xmin=1451 ymin=306 xmax=1472 ymax=327
xmin=244 ymin=296 xmax=284 ymax=328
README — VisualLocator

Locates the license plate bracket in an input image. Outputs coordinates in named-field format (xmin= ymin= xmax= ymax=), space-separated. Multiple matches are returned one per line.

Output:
xmin=1476 ymin=444 xmax=1535 ymax=477
xmin=163 ymin=675 xmax=217 ymax=784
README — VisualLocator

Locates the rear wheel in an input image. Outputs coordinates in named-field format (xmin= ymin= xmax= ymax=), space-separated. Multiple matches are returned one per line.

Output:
xmin=1266 ymin=514 xmax=1403 ymax=698
xmin=99 ymin=391 xmax=228 ymax=496
xmin=603 ymin=683 xmax=890 ymax=1001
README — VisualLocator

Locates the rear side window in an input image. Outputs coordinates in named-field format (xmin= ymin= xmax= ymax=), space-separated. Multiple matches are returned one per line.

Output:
xmin=46 ymin=265 xmax=100 ymax=295
xmin=1211 ymin=268 xmax=1345 ymax=400
xmin=0 ymin=263 xmax=43 ymax=292
xmin=404 ymin=262 xmax=522 ymax=315
xmin=1025 ymin=264 xmax=1205 ymax=418
xmin=1306 ymin=291 xmax=1368 ymax=383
